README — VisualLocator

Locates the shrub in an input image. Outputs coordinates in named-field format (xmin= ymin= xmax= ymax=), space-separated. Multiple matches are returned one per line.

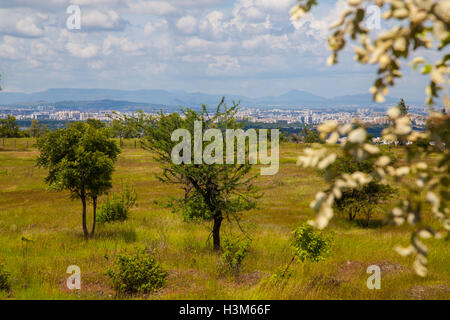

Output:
xmin=291 ymin=223 xmax=333 ymax=263
xmin=276 ymin=223 xmax=334 ymax=282
xmin=334 ymin=182 xmax=395 ymax=226
xmin=322 ymin=154 xmax=396 ymax=226
xmin=0 ymin=263 xmax=11 ymax=292
xmin=97 ymin=184 xmax=137 ymax=223
xmin=267 ymin=266 xmax=293 ymax=287
xmin=105 ymin=248 xmax=168 ymax=295
xmin=220 ymin=238 xmax=251 ymax=275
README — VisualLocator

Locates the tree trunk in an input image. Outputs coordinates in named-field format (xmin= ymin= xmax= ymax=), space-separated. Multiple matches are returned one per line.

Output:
xmin=212 ymin=215 xmax=223 ymax=251
xmin=282 ymin=256 xmax=296 ymax=278
xmin=81 ymin=195 xmax=89 ymax=240
xmin=365 ymin=208 xmax=371 ymax=228
xmin=90 ymin=196 xmax=97 ymax=238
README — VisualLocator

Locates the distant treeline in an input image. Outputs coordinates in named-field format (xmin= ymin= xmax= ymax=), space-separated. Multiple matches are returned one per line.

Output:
xmin=16 ymin=120 xmax=74 ymax=131
xmin=6 ymin=119 xmax=426 ymax=139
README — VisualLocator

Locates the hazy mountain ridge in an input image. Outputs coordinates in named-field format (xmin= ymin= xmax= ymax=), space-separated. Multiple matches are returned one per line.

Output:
xmin=0 ymin=88 xmax=410 ymax=109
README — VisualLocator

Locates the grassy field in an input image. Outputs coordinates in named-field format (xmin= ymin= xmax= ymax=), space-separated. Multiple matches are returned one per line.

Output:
xmin=0 ymin=138 xmax=449 ymax=300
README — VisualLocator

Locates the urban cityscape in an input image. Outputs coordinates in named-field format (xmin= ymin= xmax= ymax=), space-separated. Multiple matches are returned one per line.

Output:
xmin=0 ymin=104 xmax=429 ymax=128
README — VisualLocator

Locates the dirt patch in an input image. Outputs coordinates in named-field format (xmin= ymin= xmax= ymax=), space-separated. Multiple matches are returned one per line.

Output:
xmin=373 ymin=260 xmax=405 ymax=275
xmin=306 ymin=274 xmax=344 ymax=291
xmin=59 ymin=271 xmax=114 ymax=299
xmin=336 ymin=260 xmax=405 ymax=281
xmin=234 ymin=271 xmax=266 ymax=287
xmin=409 ymin=285 xmax=450 ymax=300
xmin=336 ymin=260 xmax=365 ymax=281
xmin=157 ymin=268 xmax=208 ymax=297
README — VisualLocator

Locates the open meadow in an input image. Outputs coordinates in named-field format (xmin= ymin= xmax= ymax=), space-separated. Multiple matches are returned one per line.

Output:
xmin=0 ymin=138 xmax=449 ymax=300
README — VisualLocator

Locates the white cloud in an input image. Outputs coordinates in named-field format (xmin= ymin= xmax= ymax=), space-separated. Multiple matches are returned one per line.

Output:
xmin=72 ymin=0 xmax=122 ymax=5
xmin=0 ymin=9 xmax=46 ymax=38
xmin=0 ymin=36 xmax=21 ymax=59
xmin=144 ymin=19 xmax=168 ymax=36
xmin=88 ymin=60 xmax=106 ymax=70
xmin=30 ymin=41 xmax=47 ymax=55
xmin=66 ymin=42 xmax=99 ymax=58
xmin=102 ymin=35 xmax=143 ymax=55
xmin=82 ymin=10 xmax=127 ymax=31
xmin=176 ymin=16 xmax=197 ymax=34
xmin=141 ymin=62 xmax=167 ymax=75
xmin=254 ymin=0 xmax=296 ymax=11
xmin=0 ymin=0 xmax=67 ymax=11
xmin=206 ymin=55 xmax=240 ymax=76
xmin=128 ymin=1 xmax=176 ymax=15
xmin=15 ymin=16 xmax=44 ymax=37
xmin=198 ymin=11 xmax=225 ymax=39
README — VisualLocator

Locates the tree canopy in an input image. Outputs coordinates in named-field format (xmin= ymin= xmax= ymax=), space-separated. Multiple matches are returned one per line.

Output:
xmin=36 ymin=121 xmax=120 ymax=239
xmin=141 ymin=99 xmax=260 ymax=250
xmin=0 ymin=115 xmax=21 ymax=138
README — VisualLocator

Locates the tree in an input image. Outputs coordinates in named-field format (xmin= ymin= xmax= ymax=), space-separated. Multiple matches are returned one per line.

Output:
xmin=299 ymin=125 xmax=323 ymax=144
xmin=293 ymin=0 xmax=449 ymax=276
xmin=109 ymin=114 xmax=142 ymax=146
xmin=86 ymin=118 xmax=105 ymax=129
xmin=0 ymin=115 xmax=21 ymax=138
xmin=141 ymin=99 xmax=260 ymax=250
xmin=397 ymin=98 xmax=409 ymax=116
xmin=28 ymin=119 xmax=48 ymax=138
xmin=290 ymin=133 xmax=302 ymax=148
xmin=36 ymin=122 xmax=120 ymax=239
xmin=325 ymin=154 xmax=394 ymax=226
xmin=280 ymin=223 xmax=333 ymax=279
xmin=394 ymin=98 xmax=410 ymax=145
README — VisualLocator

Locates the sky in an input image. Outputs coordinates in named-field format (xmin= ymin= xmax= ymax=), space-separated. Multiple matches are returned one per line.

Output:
xmin=0 ymin=0 xmax=435 ymax=101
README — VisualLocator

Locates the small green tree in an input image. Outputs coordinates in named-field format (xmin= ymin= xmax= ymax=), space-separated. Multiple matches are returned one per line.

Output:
xmin=141 ymin=98 xmax=260 ymax=250
xmin=397 ymin=98 xmax=409 ymax=116
xmin=0 ymin=115 xmax=21 ymax=138
xmin=106 ymin=248 xmax=168 ymax=295
xmin=97 ymin=183 xmax=137 ymax=224
xmin=36 ymin=122 xmax=120 ymax=239
xmin=29 ymin=120 xmax=42 ymax=138
xmin=281 ymin=223 xmax=333 ymax=278
xmin=220 ymin=238 xmax=251 ymax=275
xmin=326 ymin=155 xmax=395 ymax=226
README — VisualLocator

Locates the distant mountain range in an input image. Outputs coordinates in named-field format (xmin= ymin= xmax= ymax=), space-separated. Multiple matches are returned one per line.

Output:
xmin=0 ymin=88 xmax=415 ymax=110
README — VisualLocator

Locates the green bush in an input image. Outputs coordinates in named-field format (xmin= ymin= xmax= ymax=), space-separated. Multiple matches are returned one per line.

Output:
xmin=291 ymin=223 xmax=333 ymax=263
xmin=105 ymin=248 xmax=168 ymax=295
xmin=0 ymin=263 xmax=11 ymax=292
xmin=97 ymin=184 xmax=137 ymax=223
xmin=220 ymin=238 xmax=251 ymax=275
